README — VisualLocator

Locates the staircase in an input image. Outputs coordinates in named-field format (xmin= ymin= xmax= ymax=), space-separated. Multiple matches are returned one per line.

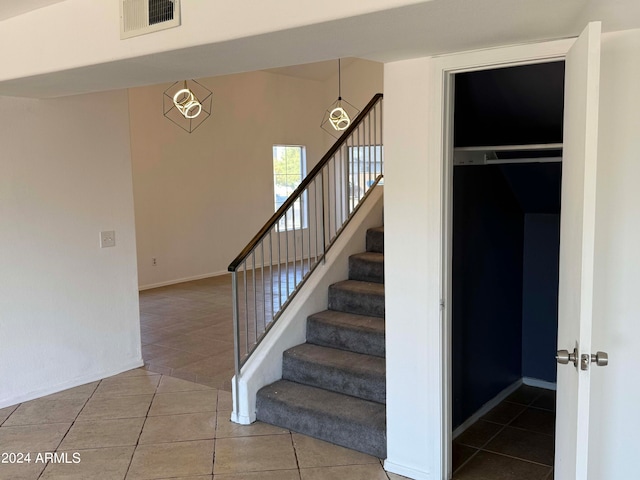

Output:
xmin=256 ymin=226 xmax=386 ymax=458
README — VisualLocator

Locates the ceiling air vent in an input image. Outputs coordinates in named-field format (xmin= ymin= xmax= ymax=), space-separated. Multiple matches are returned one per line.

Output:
xmin=120 ymin=0 xmax=181 ymax=39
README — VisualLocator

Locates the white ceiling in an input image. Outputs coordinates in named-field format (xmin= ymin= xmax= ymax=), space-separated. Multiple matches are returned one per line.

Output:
xmin=1 ymin=0 xmax=639 ymax=97
xmin=264 ymin=58 xmax=357 ymax=82
xmin=0 ymin=0 xmax=65 ymax=21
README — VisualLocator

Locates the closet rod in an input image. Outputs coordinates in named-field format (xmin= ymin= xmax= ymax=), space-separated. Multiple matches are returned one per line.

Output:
xmin=454 ymin=143 xmax=563 ymax=152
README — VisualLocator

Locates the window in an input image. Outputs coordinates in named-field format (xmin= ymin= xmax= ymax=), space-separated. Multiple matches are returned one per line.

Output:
xmin=273 ymin=145 xmax=306 ymax=230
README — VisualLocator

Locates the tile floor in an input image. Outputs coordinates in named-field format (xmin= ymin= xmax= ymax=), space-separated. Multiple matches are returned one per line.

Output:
xmin=140 ymin=277 xmax=556 ymax=479
xmin=0 ymin=368 xmax=409 ymax=480
xmin=452 ymin=385 xmax=556 ymax=480
xmin=139 ymin=266 xmax=311 ymax=391
xmin=139 ymin=275 xmax=236 ymax=391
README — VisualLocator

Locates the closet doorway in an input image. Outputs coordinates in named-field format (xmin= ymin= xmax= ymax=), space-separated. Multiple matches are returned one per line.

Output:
xmin=450 ymin=61 xmax=564 ymax=479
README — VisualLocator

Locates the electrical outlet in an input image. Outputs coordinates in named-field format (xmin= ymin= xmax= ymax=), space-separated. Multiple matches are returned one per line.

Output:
xmin=152 ymin=257 xmax=157 ymax=266
xmin=100 ymin=230 xmax=116 ymax=248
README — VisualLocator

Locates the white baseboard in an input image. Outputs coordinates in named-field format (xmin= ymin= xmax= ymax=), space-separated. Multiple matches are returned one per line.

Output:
xmin=523 ymin=377 xmax=557 ymax=391
xmin=138 ymin=270 xmax=228 ymax=291
xmin=0 ymin=358 xmax=144 ymax=409
xmin=384 ymin=459 xmax=431 ymax=479
xmin=452 ymin=378 xmax=523 ymax=439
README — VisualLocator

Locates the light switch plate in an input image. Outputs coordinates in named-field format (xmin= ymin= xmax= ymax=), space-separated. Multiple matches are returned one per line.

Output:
xmin=100 ymin=230 xmax=116 ymax=248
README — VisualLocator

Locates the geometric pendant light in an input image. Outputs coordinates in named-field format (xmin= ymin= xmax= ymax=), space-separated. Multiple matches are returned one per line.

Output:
xmin=321 ymin=59 xmax=360 ymax=138
xmin=163 ymin=79 xmax=213 ymax=133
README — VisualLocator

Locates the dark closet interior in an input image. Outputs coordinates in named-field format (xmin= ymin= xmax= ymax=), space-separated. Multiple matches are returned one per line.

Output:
xmin=452 ymin=62 xmax=565 ymax=428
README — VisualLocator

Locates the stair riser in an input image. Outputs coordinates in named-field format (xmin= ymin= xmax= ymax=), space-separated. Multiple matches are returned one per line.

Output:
xmin=349 ymin=256 xmax=384 ymax=284
xmin=307 ymin=317 xmax=385 ymax=357
xmin=256 ymin=395 xmax=386 ymax=458
xmin=366 ymin=229 xmax=384 ymax=253
xmin=328 ymin=287 xmax=384 ymax=318
xmin=282 ymin=354 xmax=386 ymax=404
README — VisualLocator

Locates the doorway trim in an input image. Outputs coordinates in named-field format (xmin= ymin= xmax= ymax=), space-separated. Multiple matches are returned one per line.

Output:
xmin=429 ymin=38 xmax=575 ymax=480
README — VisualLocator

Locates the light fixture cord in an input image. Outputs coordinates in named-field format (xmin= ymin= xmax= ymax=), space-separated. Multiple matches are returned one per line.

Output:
xmin=338 ymin=58 xmax=342 ymax=100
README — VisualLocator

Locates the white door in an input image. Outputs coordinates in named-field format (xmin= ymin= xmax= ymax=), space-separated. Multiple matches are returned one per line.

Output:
xmin=555 ymin=22 xmax=601 ymax=480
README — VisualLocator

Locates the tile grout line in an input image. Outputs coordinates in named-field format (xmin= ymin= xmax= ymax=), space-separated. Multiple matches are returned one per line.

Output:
xmin=453 ymin=390 xmax=554 ymax=476
xmin=289 ymin=431 xmax=303 ymax=479
xmin=37 ymin=378 xmax=102 ymax=479
xmin=478 ymin=448 xmax=554 ymax=468
xmin=121 ymin=374 xmax=163 ymax=480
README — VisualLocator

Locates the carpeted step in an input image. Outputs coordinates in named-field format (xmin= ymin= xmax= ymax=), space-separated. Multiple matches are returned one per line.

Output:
xmin=307 ymin=310 xmax=385 ymax=357
xmin=349 ymin=251 xmax=384 ymax=284
xmin=256 ymin=380 xmax=386 ymax=458
xmin=282 ymin=343 xmax=386 ymax=404
xmin=366 ymin=226 xmax=384 ymax=253
xmin=328 ymin=280 xmax=384 ymax=318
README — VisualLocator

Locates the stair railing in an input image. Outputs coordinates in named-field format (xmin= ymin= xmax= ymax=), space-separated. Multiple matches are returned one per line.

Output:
xmin=228 ymin=93 xmax=383 ymax=404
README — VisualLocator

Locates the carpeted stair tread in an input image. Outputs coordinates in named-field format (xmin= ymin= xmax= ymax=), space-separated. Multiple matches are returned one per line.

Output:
xmin=366 ymin=226 xmax=384 ymax=253
xmin=256 ymin=380 xmax=386 ymax=458
xmin=283 ymin=343 xmax=386 ymax=403
xmin=328 ymin=280 xmax=385 ymax=318
xmin=349 ymin=251 xmax=384 ymax=284
xmin=307 ymin=310 xmax=385 ymax=357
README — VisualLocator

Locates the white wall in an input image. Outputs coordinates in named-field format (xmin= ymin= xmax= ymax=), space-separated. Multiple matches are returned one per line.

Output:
xmin=129 ymin=70 xmax=327 ymax=289
xmin=0 ymin=90 xmax=141 ymax=408
xmin=588 ymin=28 xmax=640 ymax=480
xmin=383 ymin=29 xmax=640 ymax=480
xmin=130 ymin=61 xmax=384 ymax=289
xmin=383 ymin=57 xmax=439 ymax=480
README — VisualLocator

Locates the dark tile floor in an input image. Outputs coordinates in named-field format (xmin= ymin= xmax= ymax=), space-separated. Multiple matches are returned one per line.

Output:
xmin=452 ymin=385 xmax=556 ymax=480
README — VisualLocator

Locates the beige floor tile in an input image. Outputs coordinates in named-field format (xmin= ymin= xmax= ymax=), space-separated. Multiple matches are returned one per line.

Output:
xmin=93 ymin=375 xmax=161 ymax=397
xmin=0 ymin=404 xmax=19 ymax=425
xmin=40 ymin=382 xmax=99 ymax=401
xmin=126 ymin=440 xmax=214 ymax=480
xmin=387 ymin=473 xmax=413 ymax=480
xmin=59 ymin=417 xmax=145 ymax=450
xmin=4 ymin=398 xmax=86 ymax=426
xmin=148 ymin=390 xmax=217 ymax=416
xmin=214 ymin=435 xmax=297 ymax=475
xmin=156 ymin=376 xmax=213 ymax=394
xmin=146 ymin=348 xmax=209 ymax=370
xmin=292 ymin=434 xmax=379 ymax=468
xmin=0 ymin=423 xmax=71 ymax=451
xmin=214 ymin=470 xmax=300 ymax=480
xmin=40 ymin=446 xmax=134 ymax=480
xmin=143 ymin=364 xmax=173 ymax=376
xmin=300 ymin=463 xmax=389 ymax=480
xmin=0 ymin=457 xmax=47 ymax=480
xmin=77 ymin=394 xmax=154 ymax=421
xmin=216 ymin=411 xmax=289 ymax=438
xmin=196 ymin=371 xmax=233 ymax=391
xmin=172 ymin=354 xmax=234 ymax=379
xmin=139 ymin=412 xmax=216 ymax=444
xmin=217 ymin=391 xmax=233 ymax=411
xmin=111 ymin=368 xmax=161 ymax=378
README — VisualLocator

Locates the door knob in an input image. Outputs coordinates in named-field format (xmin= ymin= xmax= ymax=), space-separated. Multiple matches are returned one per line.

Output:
xmin=591 ymin=351 xmax=608 ymax=366
xmin=581 ymin=351 xmax=609 ymax=370
xmin=556 ymin=348 xmax=578 ymax=367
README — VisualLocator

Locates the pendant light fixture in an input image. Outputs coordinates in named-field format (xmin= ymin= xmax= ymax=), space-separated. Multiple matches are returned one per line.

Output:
xmin=321 ymin=59 xmax=360 ymax=138
xmin=163 ymin=79 xmax=213 ymax=133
